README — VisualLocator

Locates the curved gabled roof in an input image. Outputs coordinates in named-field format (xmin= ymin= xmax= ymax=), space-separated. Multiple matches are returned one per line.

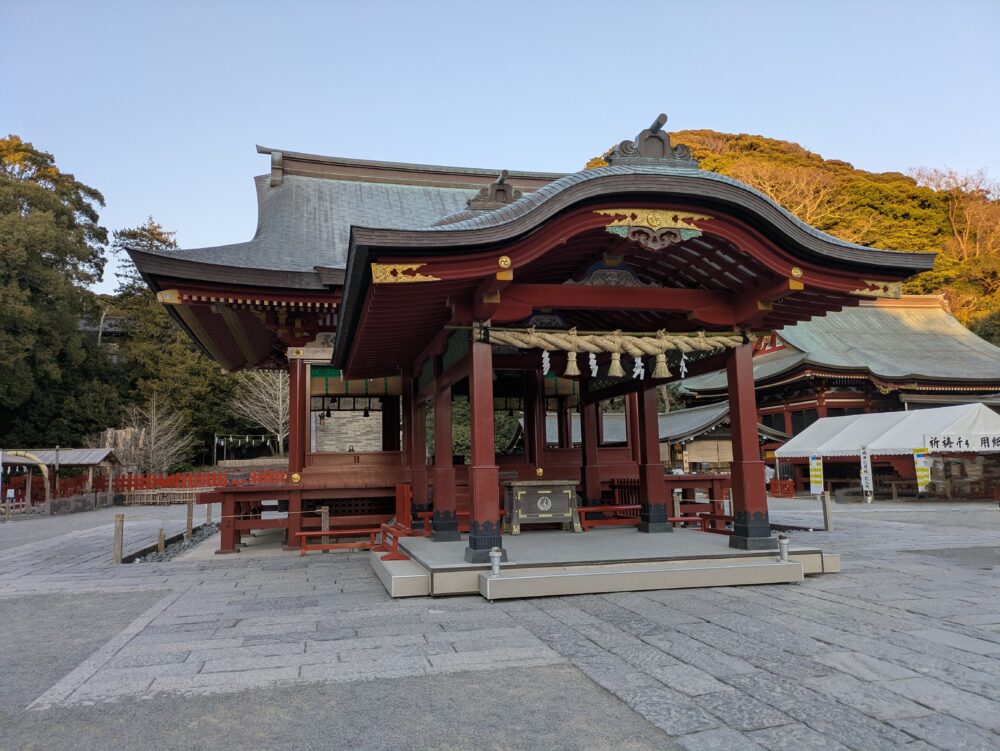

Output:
xmin=349 ymin=163 xmax=935 ymax=273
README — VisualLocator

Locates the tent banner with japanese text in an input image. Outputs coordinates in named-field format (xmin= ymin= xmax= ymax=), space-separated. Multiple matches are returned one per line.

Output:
xmin=923 ymin=434 xmax=1000 ymax=452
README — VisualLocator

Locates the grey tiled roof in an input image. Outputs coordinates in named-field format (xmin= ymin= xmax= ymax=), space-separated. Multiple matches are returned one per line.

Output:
xmin=682 ymin=348 xmax=807 ymax=392
xmin=683 ymin=299 xmax=1000 ymax=392
xmin=2 ymin=448 xmax=119 ymax=466
xmin=536 ymin=401 xmax=732 ymax=444
xmin=145 ymin=175 xmax=477 ymax=272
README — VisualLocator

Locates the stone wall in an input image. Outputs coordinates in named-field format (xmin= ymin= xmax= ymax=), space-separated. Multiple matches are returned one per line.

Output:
xmin=313 ymin=412 xmax=385 ymax=453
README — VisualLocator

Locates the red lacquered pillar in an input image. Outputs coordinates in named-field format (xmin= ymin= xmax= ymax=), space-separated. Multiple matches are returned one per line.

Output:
xmin=727 ymin=344 xmax=776 ymax=550
xmin=465 ymin=335 xmax=504 ymax=563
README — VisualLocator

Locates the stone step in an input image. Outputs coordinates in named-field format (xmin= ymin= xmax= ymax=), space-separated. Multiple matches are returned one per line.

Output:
xmin=369 ymin=551 xmax=430 ymax=597
xmin=478 ymin=559 xmax=804 ymax=600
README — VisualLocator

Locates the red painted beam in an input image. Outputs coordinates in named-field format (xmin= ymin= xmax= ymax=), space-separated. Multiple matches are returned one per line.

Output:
xmin=502 ymin=283 xmax=731 ymax=313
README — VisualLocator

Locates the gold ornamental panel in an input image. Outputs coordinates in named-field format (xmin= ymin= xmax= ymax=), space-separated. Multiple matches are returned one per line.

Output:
xmin=850 ymin=280 xmax=902 ymax=299
xmin=594 ymin=208 xmax=712 ymax=231
xmin=370 ymin=263 xmax=440 ymax=284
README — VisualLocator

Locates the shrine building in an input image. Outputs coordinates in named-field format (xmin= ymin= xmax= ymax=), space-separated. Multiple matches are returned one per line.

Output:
xmin=130 ymin=115 xmax=936 ymax=596
xmin=682 ymin=295 xmax=1000 ymax=490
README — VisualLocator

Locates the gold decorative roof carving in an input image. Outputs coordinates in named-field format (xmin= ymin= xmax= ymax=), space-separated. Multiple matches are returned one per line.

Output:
xmin=850 ymin=280 xmax=902 ymax=299
xmin=371 ymin=263 xmax=440 ymax=284
xmin=594 ymin=209 xmax=712 ymax=231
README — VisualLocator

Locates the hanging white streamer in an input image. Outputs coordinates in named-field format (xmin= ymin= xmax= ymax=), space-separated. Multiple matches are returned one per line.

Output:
xmin=541 ymin=350 xmax=551 ymax=375
xmin=589 ymin=352 xmax=598 ymax=377
xmin=631 ymin=355 xmax=643 ymax=379
xmin=679 ymin=353 xmax=688 ymax=379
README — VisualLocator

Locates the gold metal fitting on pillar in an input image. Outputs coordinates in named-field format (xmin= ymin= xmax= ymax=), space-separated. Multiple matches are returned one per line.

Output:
xmin=290 ymin=473 xmax=301 ymax=484
xmin=497 ymin=255 xmax=513 ymax=281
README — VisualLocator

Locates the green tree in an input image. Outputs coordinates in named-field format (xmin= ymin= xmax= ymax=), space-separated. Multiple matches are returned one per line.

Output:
xmin=0 ymin=135 xmax=122 ymax=446
xmin=970 ymin=311 xmax=1000 ymax=348
xmin=111 ymin=218 xmax=243 ymax=465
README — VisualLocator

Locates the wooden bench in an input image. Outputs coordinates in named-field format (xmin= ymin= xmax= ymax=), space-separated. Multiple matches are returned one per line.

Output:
xmin=578 ymin=504 xmax=640 ymax=531
xmin=578 ymin=504 xmax=708 ymax=532
xmin=294 ymin=528 xmax=380 ymax=556
xmin=700 ymin=513 xmax=734 ymax=535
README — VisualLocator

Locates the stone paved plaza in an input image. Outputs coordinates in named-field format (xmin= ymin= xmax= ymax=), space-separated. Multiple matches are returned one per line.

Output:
xmin=1 ymin=499 xmax=999 ymax=750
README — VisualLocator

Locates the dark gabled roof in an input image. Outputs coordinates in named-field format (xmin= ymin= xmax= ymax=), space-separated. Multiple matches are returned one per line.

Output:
xmin=683 ymin=296 xmax=1000 ymax=393
xmin=128 ymin=150 xmax=562 ymax=290
xmin=130 ymin=175 xmax=478 ymax=290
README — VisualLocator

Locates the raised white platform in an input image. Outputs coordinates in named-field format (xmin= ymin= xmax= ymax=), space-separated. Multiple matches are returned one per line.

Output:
xmin=479 ymin=560 xmax=805 ymax=600
xmin=371 ymin=527 xmax=838 ymax=599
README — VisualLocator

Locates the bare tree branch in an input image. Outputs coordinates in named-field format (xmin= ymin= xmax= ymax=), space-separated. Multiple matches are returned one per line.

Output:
xmin=102 ymin=393 xmax=195 ymax=472
xmin=230 ymin=370 xmax=289 ymax=455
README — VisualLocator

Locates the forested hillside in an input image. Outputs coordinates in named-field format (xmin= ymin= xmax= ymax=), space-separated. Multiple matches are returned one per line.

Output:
xmin=670 ymin=130 xmax=1000 ymax=331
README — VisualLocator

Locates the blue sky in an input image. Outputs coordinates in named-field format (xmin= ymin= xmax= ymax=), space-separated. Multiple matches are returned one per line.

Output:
xmin=4 ymin=0 xmax=998 ymax=293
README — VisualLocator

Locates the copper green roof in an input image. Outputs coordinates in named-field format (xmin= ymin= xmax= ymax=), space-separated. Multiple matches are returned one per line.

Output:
xmin=683 ymin=297 xmax=1000 ymax=392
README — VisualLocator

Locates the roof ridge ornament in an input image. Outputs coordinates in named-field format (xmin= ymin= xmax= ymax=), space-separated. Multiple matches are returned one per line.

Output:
xmin=607 ymin=113 xmax=698 ymax=168
xmin=467 ymin=169 xmax=523 ymax=210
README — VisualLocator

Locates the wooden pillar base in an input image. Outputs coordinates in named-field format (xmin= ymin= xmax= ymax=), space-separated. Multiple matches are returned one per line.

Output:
xmin=728 ymin=460 xmax=776 ymax=550
xmin=465 ymin=521 xmax=507 ymax=563
xmin=639 ymin=466 xmax=672 ymax=534
xmin=431 ymin=509 xmax=461 ymax=542
xmin=411 ymin=467 xmax=429 ymax=525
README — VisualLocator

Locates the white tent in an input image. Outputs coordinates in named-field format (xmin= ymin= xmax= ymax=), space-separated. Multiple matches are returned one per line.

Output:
xmin=775 ymin=403 xmax=1000 ymax=458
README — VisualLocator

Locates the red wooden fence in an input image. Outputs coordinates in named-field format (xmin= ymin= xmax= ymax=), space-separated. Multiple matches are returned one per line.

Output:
xmin=3 ymin=468 xmax=288 ymax=505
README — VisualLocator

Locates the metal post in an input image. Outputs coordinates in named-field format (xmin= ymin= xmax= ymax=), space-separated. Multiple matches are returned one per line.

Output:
xmin=821 ymin=490 xmax=834 ymax=532
xmin=54 ymin=445 xmax=60 ymax=498
xmin=489 ymin=546 xmax=503 ymax=577
xmin=321 ymin=505 xmax=330 ymax=552
xmin=113 ymin=513 xmax=124 ymax=564
xmin=157 ymin=528 xmax=166 ymax=553
xmin=777 ymin=533 xmax=789 ymax=562
xmin=186 ymin=500 xmax=194 ymax=539
xmin=206 ymin=501 xmax=212 ymax=524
